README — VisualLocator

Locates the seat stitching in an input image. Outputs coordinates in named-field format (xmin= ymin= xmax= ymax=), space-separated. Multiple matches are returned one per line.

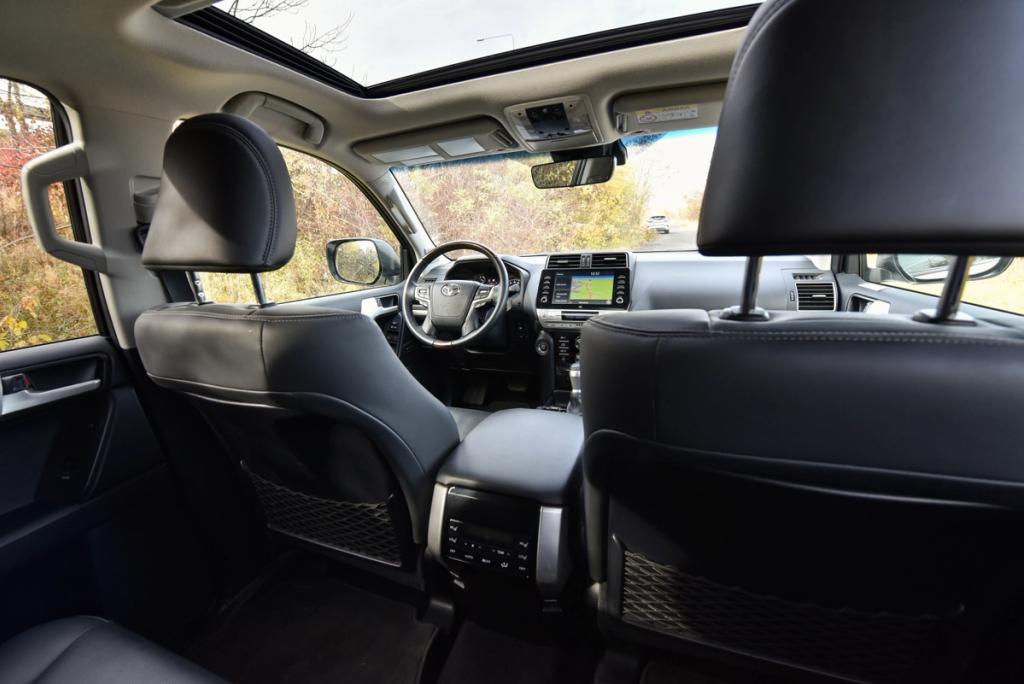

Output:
xmin=586 ymin=319 xmax=1024 ymax=346
xmin=139 ymin=310 xmax=362 ymax=323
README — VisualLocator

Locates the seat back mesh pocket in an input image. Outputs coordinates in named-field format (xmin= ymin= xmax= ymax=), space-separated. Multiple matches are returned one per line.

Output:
xmin=249 ymin=471 xmax=401 ymax=566
xmin=621 ymin=550 xmax=943 ymax=683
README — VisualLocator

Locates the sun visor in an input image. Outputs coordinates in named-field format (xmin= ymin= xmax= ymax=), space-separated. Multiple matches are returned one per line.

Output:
xmin=612 ymin=83 xmax=725 ymax=136
xmin=354 ymin=118 xmax=519 ymax=167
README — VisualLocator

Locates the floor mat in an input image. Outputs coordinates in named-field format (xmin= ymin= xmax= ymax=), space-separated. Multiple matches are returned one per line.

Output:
xmin=189 ymin=568 xmax=436 ymax=684
xmin=437 ymin=621 xmax=595 ymax=684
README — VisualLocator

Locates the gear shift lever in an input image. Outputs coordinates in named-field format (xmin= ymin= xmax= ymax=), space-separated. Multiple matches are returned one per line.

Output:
xmin=567 ymin=361 xmax=582 ymax=415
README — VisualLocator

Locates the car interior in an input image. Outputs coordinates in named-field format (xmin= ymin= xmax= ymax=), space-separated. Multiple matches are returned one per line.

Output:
xmin=3 ymin=1 xmax=1024 ymax=682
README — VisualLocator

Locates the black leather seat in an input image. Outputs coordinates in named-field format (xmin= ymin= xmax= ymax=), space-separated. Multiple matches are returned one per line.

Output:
xmin=134 ymin=113 xmax=487 ymax=580
xmin=582 ymin=1 xmax=1024 ymax=682
xmin=0 ymin=617 xmax=222 ymax=683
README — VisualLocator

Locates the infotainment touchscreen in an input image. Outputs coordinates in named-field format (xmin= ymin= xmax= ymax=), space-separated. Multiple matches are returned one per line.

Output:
xmin=552 ymin=272 xmax=616 ymax=306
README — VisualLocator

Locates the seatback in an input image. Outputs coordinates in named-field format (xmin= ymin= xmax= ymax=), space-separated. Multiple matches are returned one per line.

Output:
xmin=582 ymin=1 xmax=1024 ymax=680
xmin=134 ymin=113 xmax=460 ymax=577
xmin=583 ymin=311 xmax=1024 ymax=682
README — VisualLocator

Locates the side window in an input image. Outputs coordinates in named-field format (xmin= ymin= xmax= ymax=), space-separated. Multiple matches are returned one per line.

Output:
xmin=1 ymin=78 xmax=97 ymax=351
xmin=203 ymin=148 xmax=401 ymax=303
xmin=865 ymin=254 xmax=1024 ymax=315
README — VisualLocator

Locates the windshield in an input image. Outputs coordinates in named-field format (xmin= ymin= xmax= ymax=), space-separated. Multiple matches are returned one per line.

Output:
xmin=393 ymin=128 xmax=716 ymax=255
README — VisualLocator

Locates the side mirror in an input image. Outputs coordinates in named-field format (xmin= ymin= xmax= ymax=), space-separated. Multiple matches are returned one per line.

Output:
xmin=883 ymin=254 xmax=1014 ymax=283
xmin=326 ymin=238 xmax=402 ymax=286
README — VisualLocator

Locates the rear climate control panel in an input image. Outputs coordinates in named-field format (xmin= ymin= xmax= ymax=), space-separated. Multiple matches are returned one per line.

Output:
xmin=440 ymin=487 xmax=538 ymax=580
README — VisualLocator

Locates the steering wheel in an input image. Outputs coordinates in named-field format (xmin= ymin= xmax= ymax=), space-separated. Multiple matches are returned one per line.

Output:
xmin=402 ymin=241 xmax=509 ymax=349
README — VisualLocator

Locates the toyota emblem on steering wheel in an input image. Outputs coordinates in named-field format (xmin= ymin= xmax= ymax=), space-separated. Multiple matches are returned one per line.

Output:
xmin=440 ymin=283 xmax=461 ymax=297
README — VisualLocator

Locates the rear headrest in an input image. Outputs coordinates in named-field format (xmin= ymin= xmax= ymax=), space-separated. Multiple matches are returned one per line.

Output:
xmin=142 ymin=113 xmax=296 ymax=272
xmin=698 ymin=0 xmax=1024 ymax=256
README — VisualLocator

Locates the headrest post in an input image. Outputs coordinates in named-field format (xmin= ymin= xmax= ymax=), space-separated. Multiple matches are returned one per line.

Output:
xmin=719 ymin=256 xmax=768 ymax=321
xmin=739 ymin=256 xmax=762 ymax=315
xmin=185 ymin=271 xmax=209 ymax=304
xmin=913 ymin=256 xmax=975 ymax=325
xmin=251 ymin=273 xmax=271 ymax=307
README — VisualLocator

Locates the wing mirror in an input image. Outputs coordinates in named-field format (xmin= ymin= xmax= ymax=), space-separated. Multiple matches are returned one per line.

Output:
xmin=326 ymin=238 xmax=402 ymax=286
xmin=880 ymin=254 xmax=1014 ymax=283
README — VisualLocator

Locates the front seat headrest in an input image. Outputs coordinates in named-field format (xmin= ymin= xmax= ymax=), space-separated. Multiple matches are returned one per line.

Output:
xmin=698 ymin=0 xmax=1024 ymax=257
xmin=142 ymin=112 xmax=296 ymax=272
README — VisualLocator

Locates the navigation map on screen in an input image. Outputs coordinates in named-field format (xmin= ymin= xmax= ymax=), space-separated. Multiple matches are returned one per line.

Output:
xmin=569 ymin=274 xmax=615 ymax=303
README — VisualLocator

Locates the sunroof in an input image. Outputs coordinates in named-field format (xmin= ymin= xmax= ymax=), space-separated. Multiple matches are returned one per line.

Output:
xmin=205 ymin=0 xmax=759 ymax=89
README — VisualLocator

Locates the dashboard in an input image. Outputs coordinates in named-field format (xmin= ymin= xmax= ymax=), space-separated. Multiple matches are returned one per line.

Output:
xmin=430 ymin=251 xmax=834 ymax=321
xmin=423 ymin=251 xmax=831 ymax=369
xmin=445 ymin=260 xmax=522 ymax=293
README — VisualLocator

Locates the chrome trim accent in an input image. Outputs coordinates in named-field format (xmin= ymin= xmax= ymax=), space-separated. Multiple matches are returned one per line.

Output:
xmin=536 ymin=505 xmax=570 ymax=597
xmin=0 ymin=378 xmax=101 ymax=416
xmin=359 ymin=296 xmax=399 ymax=320
xmin=795 ymin=281 xmax=838 ymax=312
xmin=426 ymin=484 xmax=449 ymax=563
xmin=537 ymin=308 xmax=605 ymax=330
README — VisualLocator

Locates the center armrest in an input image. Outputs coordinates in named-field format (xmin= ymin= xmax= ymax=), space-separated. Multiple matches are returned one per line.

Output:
xmin=437 ymin=408 xmax=583 ymax=506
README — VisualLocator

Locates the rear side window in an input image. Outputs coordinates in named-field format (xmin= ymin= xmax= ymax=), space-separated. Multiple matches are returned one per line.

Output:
xmin=1 ymin=78 xmax=97 ymax=351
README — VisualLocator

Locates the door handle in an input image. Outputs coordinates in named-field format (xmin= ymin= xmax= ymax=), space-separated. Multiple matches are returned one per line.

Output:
xmin=0 ymin=376 xmax=101 ymax=416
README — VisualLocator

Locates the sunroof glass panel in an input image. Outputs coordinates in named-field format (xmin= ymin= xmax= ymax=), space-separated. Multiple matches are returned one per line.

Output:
xmin=211 ymin=0 xmax=758 ymax=87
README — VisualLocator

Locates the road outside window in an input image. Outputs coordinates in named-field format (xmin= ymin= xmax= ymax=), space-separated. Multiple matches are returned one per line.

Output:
xmin=394 ymin=129 xmax=719 ymax=256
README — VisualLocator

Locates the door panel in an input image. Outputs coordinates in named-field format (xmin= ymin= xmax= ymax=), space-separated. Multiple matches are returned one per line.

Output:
xmin=0 ymin=336 xmax=215 ymax=644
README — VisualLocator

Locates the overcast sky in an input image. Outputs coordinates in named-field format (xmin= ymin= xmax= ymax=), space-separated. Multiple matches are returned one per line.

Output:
xmin=217 ymin=0 xmax=752 ymax=84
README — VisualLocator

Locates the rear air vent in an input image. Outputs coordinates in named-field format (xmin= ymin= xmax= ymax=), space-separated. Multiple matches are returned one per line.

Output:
xmin=593 ymin=252 xmax=628 ymax=269
xmin=548 ymin=253 xmax=583 ymax=269
xmin=796 ymin=282 xmax=837 ymax=311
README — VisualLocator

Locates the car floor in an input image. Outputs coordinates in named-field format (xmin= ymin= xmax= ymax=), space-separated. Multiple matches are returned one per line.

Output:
xmin=184 ymin=553 xmax=765 ymax=684
xmin=188 ymin=558 xmax=436 ymax=684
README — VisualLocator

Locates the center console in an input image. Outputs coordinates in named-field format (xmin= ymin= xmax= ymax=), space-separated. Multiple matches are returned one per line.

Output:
xmin=428 ymin=408 xmax=583 ymax=602
xmin=535 ymin=252 xmax=632 ymax=373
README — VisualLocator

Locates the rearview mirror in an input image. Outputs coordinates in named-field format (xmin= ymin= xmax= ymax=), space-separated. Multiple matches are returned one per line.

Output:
xmin=531 ymin=156 xmax=616 ymax=189
xmin=327 ymin=238 xmax=402 ymax=286
xmin=885 ymin=254 xmax=1013 ymax=283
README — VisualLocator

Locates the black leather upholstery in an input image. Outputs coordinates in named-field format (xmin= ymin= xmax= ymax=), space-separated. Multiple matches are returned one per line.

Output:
xmin=142 ymin=113 xmax=296 ymax=272
xmin=136 ymin=302 xmax=461 ymax=547
xmin=582 ymin=1 xmax=1024 ymax=679
xmin=698 ymin=0 xmax=1024 ymax=256
xmin=439 ymin=409 xmax=583 ymax=506
xmin=582 ymin=309 xmax=1024 ymax=681
xmin=449 ymin=406 xmax=490 ymax=440
xmin=135 ymin=114 xmax=471 ymax=576
xmin=0 ymin=617 xmax=223 ymax=683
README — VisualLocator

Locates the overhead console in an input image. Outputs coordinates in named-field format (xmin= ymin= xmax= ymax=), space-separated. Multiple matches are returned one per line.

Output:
xmin=504 ymin=95 xmax=601 ymax=152
xmin=353 ymin=117 xmax=519 ymax=166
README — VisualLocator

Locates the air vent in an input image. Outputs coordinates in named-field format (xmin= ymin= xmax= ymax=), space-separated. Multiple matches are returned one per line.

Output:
xmin=796 ymin=282 xmax=837 ymax=311
xmin=547 ymin=254 xmax=583 ymax=269
xmin=592 ymin=252 xmax=628 ymax=269
xmin=793 ymin=273 xmax=820 ymax=281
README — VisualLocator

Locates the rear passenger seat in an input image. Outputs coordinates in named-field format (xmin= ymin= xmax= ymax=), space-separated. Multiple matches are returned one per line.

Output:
xmin=0 ymin=616 xmax=222 ymax=683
